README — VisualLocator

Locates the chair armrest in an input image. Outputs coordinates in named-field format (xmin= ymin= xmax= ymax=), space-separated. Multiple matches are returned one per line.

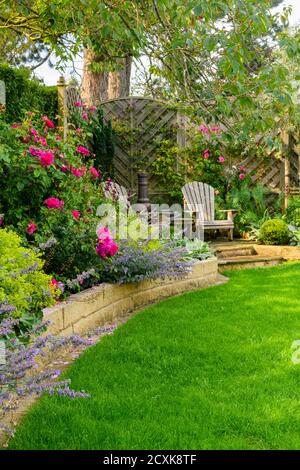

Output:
xmin=219 ymin=209 xmax=238 ymax=221
xmin=218 ymin=209 xmax=239 ymax=212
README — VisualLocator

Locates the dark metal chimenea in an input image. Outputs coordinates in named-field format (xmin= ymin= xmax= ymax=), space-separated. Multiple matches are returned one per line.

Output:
xmin=137 ymin=172 xmax=150 ymax=208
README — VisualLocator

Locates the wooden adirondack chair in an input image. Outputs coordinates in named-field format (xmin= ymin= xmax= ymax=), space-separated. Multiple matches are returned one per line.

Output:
xmin=182 ymin=182 xmax=237 ymax=240
xmin=102 ymin=181 xmax=131 ymax=206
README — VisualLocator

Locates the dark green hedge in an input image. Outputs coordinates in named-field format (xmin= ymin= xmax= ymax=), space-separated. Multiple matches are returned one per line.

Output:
xmin=0 ymin=64 xmax=58 ymax=123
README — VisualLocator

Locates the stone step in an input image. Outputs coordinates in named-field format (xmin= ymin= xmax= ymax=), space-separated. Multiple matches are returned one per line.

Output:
xmin=218 ymin=255 xmax=284 ymax=272
xmin=216 ymin=246 xmax=257 ymax=259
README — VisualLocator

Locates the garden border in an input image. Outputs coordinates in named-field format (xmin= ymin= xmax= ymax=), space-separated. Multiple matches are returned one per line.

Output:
xmin=43 ymin=258 xmax=223 ymax=336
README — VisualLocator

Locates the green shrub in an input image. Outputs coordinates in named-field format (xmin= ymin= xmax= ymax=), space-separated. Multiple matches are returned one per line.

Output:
xmin=0 ymin=229 xmax=55 ymax=333
xmin=0 ymin=64 xmax=58 ymax=123
xmin=285 ymin=196 xmax=300 ymax=227
xmin=259 ymin=219 xmax=290 ymax=245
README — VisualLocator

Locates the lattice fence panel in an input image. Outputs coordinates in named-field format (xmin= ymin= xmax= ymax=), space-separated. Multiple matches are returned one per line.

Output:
xmin=100 ymin=97 xmax=184 ymax=197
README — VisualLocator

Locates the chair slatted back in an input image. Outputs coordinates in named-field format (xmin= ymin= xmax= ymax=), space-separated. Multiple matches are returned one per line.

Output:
xmin=102 ymin=181 xmax=129 ymax=205
xmin=182 ymin=182 xmax=215 ymax=221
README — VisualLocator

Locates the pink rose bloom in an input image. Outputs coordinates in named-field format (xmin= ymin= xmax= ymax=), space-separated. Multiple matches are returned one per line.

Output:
xmin=96 ymin=242 xmax=107 ymax=258
xmin=239 ymin=173 xmax=246 ymax=180
xmin=71 ymin=167 xmax=87 ymax=178
xmin=203 ymin=148 xmax=210 ymax=159
xmin=41 ymin=116 xmax=55 ymax=129
xmin=199 ymin=124 xmax=209 ymax=134
xmin=89 ymin=106 xmax=97 ymax=112
xmin=82 ymin=111 xmax=89 ymax=121
xmin=60 ymin=164 xmax=69 ymax=173
xmin=11 ymin=123 xmax=21 ymax=129
xmin=51 ymin=278 xmax=59 ymax=288
xmin=71 ymin=210 xmax=80 ymax=220
xmin=239 ymin=166 xmax=246 ymax=172
xmin=97 ymin=226 xmax=111 ymax=240
xmin=44 ymin=198 xmax=64 ymax=209
xmin=76 ymin=145 xmax=90 ymax=156
xmin=29 ymin=146 xmax=41 ymax=157
xmin=107 ymin=240 xmax=118 ymax=257
xmin=74 ymin=102 xmax=82 ymax=107
xmin=30 ymin=127 xmax=39 ymax=136
xmin=218 ymin=156 xmax=225 ymax=163
xmin=90 ymin=167 xmax=100 ymax=178
xmin=75 ymin=128 xmax=81 ymax=134
xmin=211 ymin=126 xmax=221 ymax=133
xmin=39 ymin=150 xmax=54 ymax=167
xmin=96 ymin=238 xmax=118 ymax=259
xmin=19 ymin=135 xmax=30 ymax=144
xmin=38 ymin=136 xmax=47 ymax=147
xmin=55 ymin=135 xmax=62 ymax=141
xmin=26 ymin=221 xmax=37 ymax=235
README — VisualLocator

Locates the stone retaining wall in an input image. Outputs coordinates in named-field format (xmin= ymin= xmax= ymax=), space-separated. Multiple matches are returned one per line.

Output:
xmin=254 ymin=244 xmax=300 ymax=261
xmin=44 ymin=258 xmax=220 ymax=335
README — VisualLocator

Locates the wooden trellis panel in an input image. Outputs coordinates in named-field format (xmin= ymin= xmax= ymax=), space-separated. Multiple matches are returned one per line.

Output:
xmin=100 ymin=96 xmax=187 ymax=196
xmin=239 ymin=130 xmax=300 ymax=208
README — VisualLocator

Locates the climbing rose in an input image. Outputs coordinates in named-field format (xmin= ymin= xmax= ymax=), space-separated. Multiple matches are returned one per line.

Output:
xmin=26 ymin=222 xmax=37 ymax=235
xmin=71 ymin=210 xmax=80 ymax=220
xmin=39 ymin=150 xmax=54 ymax=167
xmin=44 ymin=198 xmax=64 ymax=209
xmin=89 ymin=106 xmax=97 ymax=112
xmin=218 ymin=156 xmax=225 ymax=163
xmin=82 ymin=111 xmax=89 ymax=121
xmin=74 ymin=102 xmax=82 ymax=107
xmin=42 ymin=116 xmax=55 ymax=128
xmin=71 ymin=167 xmax=87 ymax=178
xmin=239 ymin=173 xmax=246 ymax=180
xmin=30 ymin=127 xmax=39 ymax=136
xmin=76 ymin=146 xmax=90 ymax=156
xmin=199 ymin=124 xmax=209 ymax=134
xmin=239 ymin=166 xmax=246 ymax=172
xmin=90 ymin=167 xmax=100 ymax=179
xmin=211 ymin=126 xmax=221 ymax=133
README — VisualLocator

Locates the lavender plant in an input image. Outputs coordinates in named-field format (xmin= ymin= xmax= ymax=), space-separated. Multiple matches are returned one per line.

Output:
xmin=0 ymin=315 xmax=118 ymax=440
xmin=104 ymin=240 xmax=192 ymax=284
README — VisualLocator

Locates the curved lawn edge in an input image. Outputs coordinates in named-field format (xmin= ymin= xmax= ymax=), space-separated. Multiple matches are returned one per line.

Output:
xmin=7 ymin=262 xmax=300 ymax=450
xmin=43 ymin=257 xmax=225 ymax=336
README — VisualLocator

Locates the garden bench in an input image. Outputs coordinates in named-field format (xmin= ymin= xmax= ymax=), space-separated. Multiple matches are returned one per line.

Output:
xmin=182 ymin=182 xmax=237 ymax=240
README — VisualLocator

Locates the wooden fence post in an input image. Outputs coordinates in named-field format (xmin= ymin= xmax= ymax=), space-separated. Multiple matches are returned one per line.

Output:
xmin=281 ymin=130 xmax=291 ymax=210
xmin=57 ymin=76 xmax=68 ymax=141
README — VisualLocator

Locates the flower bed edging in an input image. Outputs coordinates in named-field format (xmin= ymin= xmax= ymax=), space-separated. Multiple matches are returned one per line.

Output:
xmin=43 ymin=258 xmax=222 ymax=335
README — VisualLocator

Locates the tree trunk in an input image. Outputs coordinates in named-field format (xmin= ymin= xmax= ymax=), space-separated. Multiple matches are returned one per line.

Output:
xmin=81 ymin=48 xmax=132 ymax=105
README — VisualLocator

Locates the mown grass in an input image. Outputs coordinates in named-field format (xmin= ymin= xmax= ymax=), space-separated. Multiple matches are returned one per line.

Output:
xmin=8 ymin=263 xmax=300 ymax=449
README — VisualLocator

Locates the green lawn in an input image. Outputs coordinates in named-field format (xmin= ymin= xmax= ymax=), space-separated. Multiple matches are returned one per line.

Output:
xmin=8 ymin=263 xmax=300 ymax=450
